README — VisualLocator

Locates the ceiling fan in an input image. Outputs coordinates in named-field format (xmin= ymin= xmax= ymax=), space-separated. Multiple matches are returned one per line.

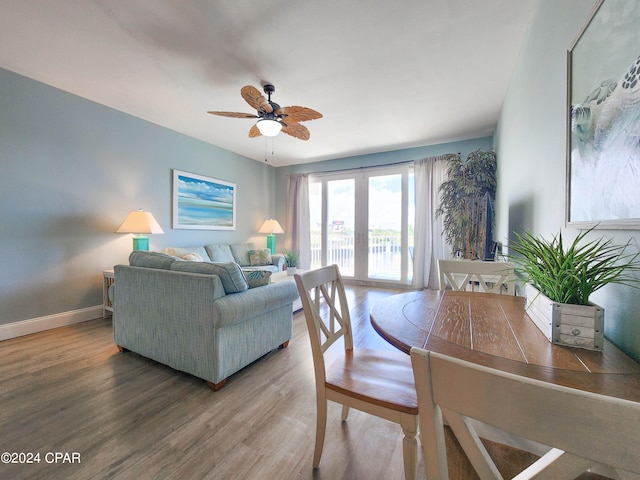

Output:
xmin=208 ymin=84 xmax=322 ymax=140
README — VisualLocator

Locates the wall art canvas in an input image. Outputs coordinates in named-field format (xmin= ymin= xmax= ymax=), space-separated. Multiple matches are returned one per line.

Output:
xmin=172 ymin=169 xmax=236 ymax=230
xmin=567 ymin=0 xmax=640 ymax=228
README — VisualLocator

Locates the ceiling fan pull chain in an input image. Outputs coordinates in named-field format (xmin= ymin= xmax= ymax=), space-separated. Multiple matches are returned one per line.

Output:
xmin=263 ymin=137 xmax=276 ymax=162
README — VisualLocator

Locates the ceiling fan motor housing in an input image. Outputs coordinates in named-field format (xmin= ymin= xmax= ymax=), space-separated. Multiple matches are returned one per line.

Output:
xmin=264 ymin=104 xmax=282 ymax=119
xmin=261 ymin=84 xmax=281 ymax=118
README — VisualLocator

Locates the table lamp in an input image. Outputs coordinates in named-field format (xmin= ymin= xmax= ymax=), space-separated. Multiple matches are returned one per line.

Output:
xmin=116 ymin=209 xmax=164 ymax=250
xmin=258 ymin=219 xmax=284 ymax=254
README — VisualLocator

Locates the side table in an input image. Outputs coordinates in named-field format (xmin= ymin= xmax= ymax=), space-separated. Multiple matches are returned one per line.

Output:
xmin=103 ymin=269 xmax=115 ymax=318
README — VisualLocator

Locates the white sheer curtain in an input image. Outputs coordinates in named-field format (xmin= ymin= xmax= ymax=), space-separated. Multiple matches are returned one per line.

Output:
xmin=412 ymin=155 xmax=453 ymax=289
xmin=285 ymin=174 xmax=311 ymax=269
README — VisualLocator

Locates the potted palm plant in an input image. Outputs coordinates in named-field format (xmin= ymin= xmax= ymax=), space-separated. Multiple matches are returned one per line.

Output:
xmin=509 ymin=228 xmax=640 ymax=350
xmin=284 ymin=249 xmax=299 ymax=276
xmin=436 ymin=150 xmax=497 ymax=259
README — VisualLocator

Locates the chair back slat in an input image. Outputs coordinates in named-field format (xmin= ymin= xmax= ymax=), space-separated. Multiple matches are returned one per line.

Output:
xmin=438 ymin=259 xmax=515 ymax=295
xmin=295 ymin=265 xmax=354 ymax=360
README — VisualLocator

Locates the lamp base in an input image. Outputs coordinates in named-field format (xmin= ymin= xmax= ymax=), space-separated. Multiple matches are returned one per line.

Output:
xmin=132 ymin=236 xmax=149 ymax=251
xmin=266 ymin=234 xmax=276 ymax=255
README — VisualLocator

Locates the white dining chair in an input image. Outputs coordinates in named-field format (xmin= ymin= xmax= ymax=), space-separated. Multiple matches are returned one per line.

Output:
xmin=295 ymin=265 xmax=419 ymax=480
xmin=438 ymin=259 xmax=515 ymax=295
xmin=410 ymin=347 xmax=640 ymax=479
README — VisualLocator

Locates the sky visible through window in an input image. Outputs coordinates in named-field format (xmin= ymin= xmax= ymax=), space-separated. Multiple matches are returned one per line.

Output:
xmin=310 ymin=175 xmax=415 ymax=233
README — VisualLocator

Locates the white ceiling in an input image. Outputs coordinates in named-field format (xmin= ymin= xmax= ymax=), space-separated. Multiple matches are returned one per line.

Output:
xmin=0 ymin=0 xmax=539 ymax=167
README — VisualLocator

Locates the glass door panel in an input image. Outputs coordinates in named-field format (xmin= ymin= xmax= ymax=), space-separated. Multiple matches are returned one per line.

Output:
xmin=368 ymin=174 xmax=402 ymax=281
xmin=327 ymin=179 xmax=355 ymax=276
xmin=408 ymin=172 xmax=415 ymax=282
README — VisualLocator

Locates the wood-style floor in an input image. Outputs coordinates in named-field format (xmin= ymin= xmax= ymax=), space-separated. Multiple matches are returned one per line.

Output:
xmin=0 ymin=285 xmax=609 ymax=480
xmin=1 ymin=285 xmax=424 ymax=480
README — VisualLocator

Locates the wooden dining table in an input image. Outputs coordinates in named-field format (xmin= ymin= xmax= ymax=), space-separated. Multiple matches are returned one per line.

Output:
xmin=370 ymin=289 xmax=640 ymax=402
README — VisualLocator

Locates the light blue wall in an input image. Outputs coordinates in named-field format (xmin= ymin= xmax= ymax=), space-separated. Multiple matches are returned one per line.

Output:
xmin=0 ymin=67 xmax=276 ymax=326
xmin=274 ymin=137 xmax=494 ymax=224
xmin=0 ymin=64 xmax=492 ymax=331
xmin=495 ymin=0 xmax=640 ymax=361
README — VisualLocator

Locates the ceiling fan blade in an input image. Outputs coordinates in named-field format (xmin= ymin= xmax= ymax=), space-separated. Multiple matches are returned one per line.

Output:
xmin=207 ymin=111 xmax=258 ymax=118
xmin=248 ymin=124 xmax=262 ymax=138
xmin=281 ymin=122 xmax=310 ymax=141
xmin=241 ymin=85 xmax=273 ymax=114
xmin=277 ymin=106 xmax=322 ymax=122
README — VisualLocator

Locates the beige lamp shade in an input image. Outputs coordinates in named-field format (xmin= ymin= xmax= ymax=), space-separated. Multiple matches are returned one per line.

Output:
xmin=116 ymin=209 xmax=163 ymax=251
xmin=116 ymin=209 xmax=164 ymax=234
xmin=258 ymin=219 xmax=284 ymax=234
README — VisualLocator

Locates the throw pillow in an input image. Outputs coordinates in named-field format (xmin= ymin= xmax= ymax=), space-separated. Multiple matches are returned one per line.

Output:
xmin=249 ymin=249 xmax=273 ymax=266
xmin=170 ymin=261 xmax=249 ymax=294
xmin=165 ymin=246 xmax=211 ymax=262
xmin=182 ymin=253 xmax=204 ymax=261
xmin=244 ymin=270 xmax=272 ymax=288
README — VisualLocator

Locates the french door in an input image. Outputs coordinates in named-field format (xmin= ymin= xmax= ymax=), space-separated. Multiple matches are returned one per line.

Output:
xmin=309 ymin=165 xmax=414 ymax=284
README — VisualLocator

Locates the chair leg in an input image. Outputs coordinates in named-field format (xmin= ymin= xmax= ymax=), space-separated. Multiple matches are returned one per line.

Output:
xmin=421 ymin=405 xmax=449 ymax=480
xmin=313 ymin=394 xmax=328 ymax=468
xmin=341 ymin=405 xmax=350 ymax=421
xmin=400 ymin=413 xmax=418 ymax=480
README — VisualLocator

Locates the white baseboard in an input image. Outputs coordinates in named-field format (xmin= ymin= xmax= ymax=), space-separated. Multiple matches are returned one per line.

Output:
xmin=0 ymin=305 xmax=104 ymax=341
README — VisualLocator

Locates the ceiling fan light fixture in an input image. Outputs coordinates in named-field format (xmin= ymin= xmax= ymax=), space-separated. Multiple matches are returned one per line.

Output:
xmin=256 ymin=118 xmax=282 ymax=137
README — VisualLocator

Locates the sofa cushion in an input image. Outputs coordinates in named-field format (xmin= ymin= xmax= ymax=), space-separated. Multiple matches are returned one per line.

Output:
xmin=244 ymin=270 xmax=272 ymax=288
xmin=249 ymin=249 xmax=273 ymax=266
xmin=242 ymin=265 xmax=279 ymax=273
xmin=229 ymin=243 xmax=255 ymax=267
xmin=129 ymin=251 xmax=180 ymax=270
xmin=165 ymin=246 xmax=211 ymax=262
xmin=170 ymin=261 xmax=249 ymax=294
xmin=205 ymin=243 xmax=235 ymax=263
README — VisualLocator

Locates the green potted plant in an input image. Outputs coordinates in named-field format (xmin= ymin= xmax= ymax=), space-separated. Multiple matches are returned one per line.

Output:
xmin=509 ymin=228 xmax=640 ymax=350
xmin=284 ymin=249 xmax=299 ymax=276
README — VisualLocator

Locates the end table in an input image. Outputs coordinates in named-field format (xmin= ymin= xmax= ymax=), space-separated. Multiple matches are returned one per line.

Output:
xmin=103 ymin=269 xmax=115 ymax=317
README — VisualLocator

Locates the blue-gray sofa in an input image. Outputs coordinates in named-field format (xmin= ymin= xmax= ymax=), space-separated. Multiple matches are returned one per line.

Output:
xmin=111 ymin=251 xmax=298 ymax=390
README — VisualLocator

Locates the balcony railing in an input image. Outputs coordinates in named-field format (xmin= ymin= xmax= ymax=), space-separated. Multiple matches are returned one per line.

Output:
xmin=310 ymin=233 xmax=411 ymax=281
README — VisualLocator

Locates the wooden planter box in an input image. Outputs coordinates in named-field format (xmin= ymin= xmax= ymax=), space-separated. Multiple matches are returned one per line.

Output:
xmin=524 ymin=284 xmax=604 ymax=351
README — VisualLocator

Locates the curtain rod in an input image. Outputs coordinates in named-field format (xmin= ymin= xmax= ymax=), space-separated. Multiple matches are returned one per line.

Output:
xmin=304 ymin=159 xmax=413 ymax=176
xmin=297 ymin=152 xmax=461 ymax=177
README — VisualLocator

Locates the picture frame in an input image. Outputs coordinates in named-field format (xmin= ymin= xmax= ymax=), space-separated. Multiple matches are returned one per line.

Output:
xmin=172 ymin=169 xmax=236 ymax=230
xmin=566 ymin=0 xmax=640 ymax=229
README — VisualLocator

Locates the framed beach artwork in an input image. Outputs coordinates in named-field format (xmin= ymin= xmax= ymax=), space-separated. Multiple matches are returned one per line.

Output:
xmin=172 ymin=169 xmax=236 ymax=230
xmin=566 ymin=0 xmax=640 ymax=228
